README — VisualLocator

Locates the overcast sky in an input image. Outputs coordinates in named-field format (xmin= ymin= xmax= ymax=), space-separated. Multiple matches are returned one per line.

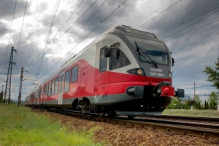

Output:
xmin=0 ymin=0 xmax=219 ymax=101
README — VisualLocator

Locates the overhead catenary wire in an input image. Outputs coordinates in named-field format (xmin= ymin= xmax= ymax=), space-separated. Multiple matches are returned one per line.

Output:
xmin=0 ymin=0 xmax=17 ymax=76
xmin=157 ymin=3 xmax=219 ymax=36
xmin=184 ymin=85 xmax=212 ymax=89
xmin=137 ymin=0 xmax=180 ymax=29
xmin=26 ymin=0 xmax=107 ymax=76
xmin=14 ymin=0 xmax=29 ymax=68
xmin=24 ymin=0 xmax=85 ymax=71
xmin=49 ymin=0 xmax=85 ymax=41
xmin=26 ymin=0 xmax=99 ymax=73
xmin=164 ymin=19 xmax=219 ymax=41
xmin=39 ymin=0 xmax=128 ymax=81
xmin=36 ymin=0 xmax=60 ymax=80
xmin=159 ymin=6 xmax=219 ymax=39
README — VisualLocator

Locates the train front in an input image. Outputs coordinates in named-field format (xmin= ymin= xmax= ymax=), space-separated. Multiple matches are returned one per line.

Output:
xmin=111 ymin=27 xmax=179 ymax=116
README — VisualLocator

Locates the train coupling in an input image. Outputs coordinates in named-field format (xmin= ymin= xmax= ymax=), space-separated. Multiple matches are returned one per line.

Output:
xmin=156 ymin=81 xmax=175 ymax=97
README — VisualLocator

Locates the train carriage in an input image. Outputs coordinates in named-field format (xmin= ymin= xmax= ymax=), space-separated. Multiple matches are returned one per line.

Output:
xmin=25 ymin=25 xmax=182 ymax=117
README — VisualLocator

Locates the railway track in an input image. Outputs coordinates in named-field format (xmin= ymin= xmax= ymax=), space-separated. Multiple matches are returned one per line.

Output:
xmin=37 ymin=108 xmax=219 ymax=139
xmin=147 ymin=115 xmax=219 ymax=123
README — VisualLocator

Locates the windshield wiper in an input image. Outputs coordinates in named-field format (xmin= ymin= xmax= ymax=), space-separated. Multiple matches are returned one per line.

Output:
xmin=135 ymin=41 xmax=158 ymax=68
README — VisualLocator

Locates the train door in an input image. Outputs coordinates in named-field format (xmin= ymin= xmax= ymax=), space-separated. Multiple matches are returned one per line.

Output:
xmin=81 ymin=68 xmax=88 ymax=88
xmin=58 ymin=72 xmax=64 ymax=104
xmin=95 ymin=46 xmax=108 ymax=95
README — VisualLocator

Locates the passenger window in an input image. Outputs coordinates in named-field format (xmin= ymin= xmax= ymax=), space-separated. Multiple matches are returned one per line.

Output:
xmin=49 ymin=82 xmax=52 ymax=96
xmin=99 ymin=47 xmax=107 ymax=72
xmin=71 ymin=65 xmax=78 ymax=82
xmin=39 ymin=88 xmax=41 ymax=98
xmin=110 ymin=48 xmax=131 ymax=70
xmin=47 ymin=84 xmax=49 ymax=96
xmin=55 ymin=77 xmax=59 ymax=94
xmin=44 ymin=85 xmax=47 ymax=95
xmin=64 ymin=70 xmax=70 ymax=92
xmin=52 ymin=80 xmax=55 ymax=95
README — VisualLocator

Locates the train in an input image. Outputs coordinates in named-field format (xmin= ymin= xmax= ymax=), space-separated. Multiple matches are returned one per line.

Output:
xmin=25 ymin=25 xmax=183 ymax=117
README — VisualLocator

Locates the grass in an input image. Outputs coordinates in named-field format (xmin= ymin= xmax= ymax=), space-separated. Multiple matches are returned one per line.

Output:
xmin=0 ymin=104 xmax=102 ymax=146
xmin=163 ymin=109 xmax=219 ymax=118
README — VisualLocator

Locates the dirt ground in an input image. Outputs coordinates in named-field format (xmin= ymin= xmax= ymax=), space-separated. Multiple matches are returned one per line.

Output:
xmin=34 ymin=109 xmax=219 ymax=146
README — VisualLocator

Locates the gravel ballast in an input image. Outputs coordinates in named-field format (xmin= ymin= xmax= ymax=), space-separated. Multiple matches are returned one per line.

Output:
xmin=34 ymin=110 xmax=219 ymax=146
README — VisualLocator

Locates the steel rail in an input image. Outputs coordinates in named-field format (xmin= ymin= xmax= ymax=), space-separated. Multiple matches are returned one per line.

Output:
xmin=34 ymin=108 xmax=219 ymax=139
xmin=159 ymin=115 xmax=219 ymax=122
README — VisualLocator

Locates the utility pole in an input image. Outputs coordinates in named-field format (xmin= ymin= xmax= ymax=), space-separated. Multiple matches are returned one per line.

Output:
xmin=18 ymin=67 xmax=23 ymax=106
xmin=1 ymin=85 xmax=3 ymax=92
xmin=194 ymin=82 xmax=195 ymax=99
xmin=4 ymin=46 xmax=16 ymax=104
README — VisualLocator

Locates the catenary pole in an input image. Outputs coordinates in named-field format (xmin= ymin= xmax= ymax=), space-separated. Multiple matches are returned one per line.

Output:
xmin=18 ymin=67 xmax=23 ymax=106
xmin=194 ymin=82 xmax=195 ymax=98
xmin=4 ymin=46 xmax=16 ymax=104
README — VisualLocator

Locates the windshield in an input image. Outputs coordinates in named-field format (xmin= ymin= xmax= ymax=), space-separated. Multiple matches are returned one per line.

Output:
xmin=127 ymin=36 xmax=169 ymax=65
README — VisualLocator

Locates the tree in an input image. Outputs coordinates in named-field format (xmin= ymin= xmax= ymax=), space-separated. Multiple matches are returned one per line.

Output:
xmin=208 ymin=91 xmax=218 ymax=110
xmin=203 ymin=58 xmax=219 ymax=90
xmin=194 ymin=95 xmax=202 ymax=109
xmin=0 ymin=91 xmax=3 ymax=103
xmin=194 ymin=95 xmax=202 ymax=103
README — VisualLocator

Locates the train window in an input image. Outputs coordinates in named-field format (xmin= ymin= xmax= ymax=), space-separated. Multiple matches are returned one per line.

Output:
xmin=99 ymin=47 xmax=107 ymax=72
xmin=47 ymin=84 xmax=49 ymax=96
xmin=110 ymin=48 xmax=131 ymax=70
xmin=50 ymin=82 xmax=52 ymax=96
xmin=52 ymin=80 xmax=55 ymax=95
xmin=64 ymin=70 xmax=70 ymax=92
xmin=48 ymin=83 xmax=50 ymax=96
xmin=71 ymin=65 xmax=78 ymax=82
xmin=39 ymin=88 xmax=41 ymax=98
xmin=48 ymin=82 xmax=51 ymax=96
xmin=44 ymin=86 xmax=47 ymax=94
xmin=55 ymin=77 xmax=59 ymax=94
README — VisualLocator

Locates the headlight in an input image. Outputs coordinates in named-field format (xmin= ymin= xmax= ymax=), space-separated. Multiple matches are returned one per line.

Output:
xmin=127 ymin=68 xmax=145 ymax=76
xmin=137 ymin=69 xmax=143 ymax=75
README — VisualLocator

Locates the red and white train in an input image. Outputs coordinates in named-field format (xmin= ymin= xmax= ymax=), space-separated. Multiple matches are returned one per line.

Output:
xmin=25 ymin=25 xmax=182 ymax=117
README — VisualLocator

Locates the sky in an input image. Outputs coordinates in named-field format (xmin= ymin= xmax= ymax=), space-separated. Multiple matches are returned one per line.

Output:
xmin=0 ymin=0 xmax=219 ymax=101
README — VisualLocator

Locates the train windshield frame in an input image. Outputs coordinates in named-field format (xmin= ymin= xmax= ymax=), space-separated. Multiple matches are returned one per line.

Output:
xmin=127 ymin=36 xmax=169 ymax=66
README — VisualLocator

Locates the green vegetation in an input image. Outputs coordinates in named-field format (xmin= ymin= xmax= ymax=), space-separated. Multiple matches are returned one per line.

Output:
xmin=0 ymin=104 xmax=101 ymax=146
xmin=163 ymin=109 xmax=219 ymax=117
xmin=0 ymin=91 xmax=3 ymax=103
xmin=208 ymin=91 xmax=219 ymax=109
xmin=194 ymin=95 xmax=202 ymax=109
xmin=166 ymin=97 xmax=190 ymax=109
xmin=203 ymin=57 xmax=219 ymax=90
xmin=0 ymin=91 xmax=14 ymax=103
xmin=166 ymin=92 xmax=219 ymax=110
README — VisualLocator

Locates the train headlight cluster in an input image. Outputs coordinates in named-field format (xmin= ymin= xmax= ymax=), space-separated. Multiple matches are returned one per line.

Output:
xmin=127 ymin=68 xmax=145 ymax=76
xmin=137 ymin=69 xmax=143 ymax=75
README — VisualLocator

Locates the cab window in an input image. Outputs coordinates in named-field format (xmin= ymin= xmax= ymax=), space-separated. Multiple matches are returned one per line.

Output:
xmin=99 ymin=47 xmax=107 ymax=72
xmin=110 ymin=48 xmax=130 ymax=70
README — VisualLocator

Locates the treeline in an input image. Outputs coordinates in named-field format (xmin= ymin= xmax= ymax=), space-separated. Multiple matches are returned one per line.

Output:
xmin=167 ymin=91 xmax=218 ymax=110
xmin=0 ymin=91 xmax=14 ymax=103
xmin=0 ymin=91 xmax=3 ymax=103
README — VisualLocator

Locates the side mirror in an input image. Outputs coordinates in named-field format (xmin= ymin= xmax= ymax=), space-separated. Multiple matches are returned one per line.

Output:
xmin=117 ymin=49 xmax=120 ymax=59
xmin=172 ymin=57 xmax=175 ymax=67
xmin=103 ymin=46 xmax=110 ymax=57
